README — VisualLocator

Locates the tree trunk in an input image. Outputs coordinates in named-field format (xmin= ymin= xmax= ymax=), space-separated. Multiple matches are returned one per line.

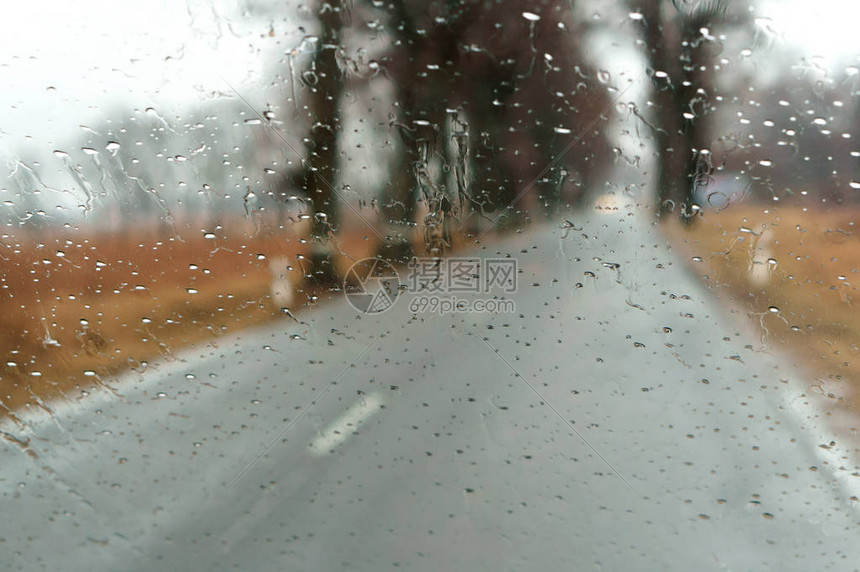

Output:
xmin=299 ymin=0 xmax=345 ymax=291
xmin=638 ymin=0 xmax=724 ymax=223
xmin=304 ymin=0 xmax=342 ymax=239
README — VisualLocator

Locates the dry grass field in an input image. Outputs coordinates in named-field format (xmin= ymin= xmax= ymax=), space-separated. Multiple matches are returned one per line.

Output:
xmin=0 ymin=198 xmax=494 ymax=419
xmin=13 ymin=202 xmax=855 ymax=418
xmin=0 ymin=216 xmax=386 ymax=419
xmin=663 ymin=204 xmax=860 ymax=409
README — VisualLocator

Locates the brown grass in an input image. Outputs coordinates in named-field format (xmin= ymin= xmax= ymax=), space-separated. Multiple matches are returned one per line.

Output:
xmin=0 ymin=216 xmax=393 ymax=418
xmin=0 ymin=208 xmax=480 ymax=418
xmin=0 ymin=209 xmax=582 ymax=419
xmin=663 ymin=204 xmax=860 ymax=409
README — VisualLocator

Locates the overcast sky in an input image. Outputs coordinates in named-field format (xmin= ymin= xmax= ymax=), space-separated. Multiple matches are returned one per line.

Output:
xmin=0 ymin=0 xmax=299 ymax=152
xmin=0 ymin=0 xmax=857 ymax=167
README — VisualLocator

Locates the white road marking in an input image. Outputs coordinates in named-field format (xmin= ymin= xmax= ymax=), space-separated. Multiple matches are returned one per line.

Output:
xmin=307 ymin=392 xmax=385 ymax=456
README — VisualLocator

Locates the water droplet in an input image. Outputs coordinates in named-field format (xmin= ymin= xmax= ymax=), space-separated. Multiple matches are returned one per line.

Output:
xmin=81 ymin=147 xmax=98 ymax=155
xmin=768 ymin=306 xmax=779 ymax=313
xmin=186 ymin=288 xmax=198 ymax=294
xmin=522 ymin=11 xmax=541 ymax=21
xmin=105 ymin=141 xmax=121 ymax=151
xmin=758 ymin=160 xmax=773 ymax=167
xmin=301 ymin=70 xmax=318 ymax=85
xmin=812 ymin=117 xmax=827 ymax=126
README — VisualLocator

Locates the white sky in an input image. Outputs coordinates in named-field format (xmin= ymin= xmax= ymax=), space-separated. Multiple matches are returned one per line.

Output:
xmin=0 ymin=0 xmax=857 ymax=162
xmin=757 ymin=0 xmax=860 ymax=62
xmin=0 ymin=0 xmax=294 ymax=153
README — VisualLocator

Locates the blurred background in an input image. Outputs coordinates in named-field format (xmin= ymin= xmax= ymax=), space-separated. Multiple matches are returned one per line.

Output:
xmin=1 ymin=0 xmax=859 ymax=415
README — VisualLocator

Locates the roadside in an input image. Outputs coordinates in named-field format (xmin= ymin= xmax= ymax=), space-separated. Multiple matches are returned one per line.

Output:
xmin=1 ymin=219 xmax=317 ymax=417
xmin=0 ymin=214 xmax=484 ymax=418
xmin=10 ymin=200 xmax=857 ymax=420
xmin=662 ymin=204 xmax=860 ymax=411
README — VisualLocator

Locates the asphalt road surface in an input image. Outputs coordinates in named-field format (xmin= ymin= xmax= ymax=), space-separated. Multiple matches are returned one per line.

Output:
xmin=2 ymin=207 xmax=859 ymax=571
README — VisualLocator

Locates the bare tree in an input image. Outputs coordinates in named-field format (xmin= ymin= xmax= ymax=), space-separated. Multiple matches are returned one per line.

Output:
xmin=377 ymin=0 xmax=612 ymax=256
xmin=632 ymin=0 xmax=750 ymax=222
xmin=286 ymin=0 xmax=347 ymax=287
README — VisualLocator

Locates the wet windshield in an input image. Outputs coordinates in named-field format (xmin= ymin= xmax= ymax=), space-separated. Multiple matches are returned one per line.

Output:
xmin=1 ymin=1 xmax=859 ymax=570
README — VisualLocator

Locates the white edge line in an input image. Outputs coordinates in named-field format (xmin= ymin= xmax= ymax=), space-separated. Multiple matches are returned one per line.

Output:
xmin=307 ymin=392 xmax=385 ymax=456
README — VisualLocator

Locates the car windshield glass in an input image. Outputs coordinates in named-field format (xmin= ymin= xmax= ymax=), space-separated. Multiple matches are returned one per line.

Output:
xmin=1 ymin=1 xmax=859 ymax=570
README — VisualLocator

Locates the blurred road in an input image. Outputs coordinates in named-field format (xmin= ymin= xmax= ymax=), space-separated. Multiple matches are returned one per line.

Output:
xmin=2 ymin=207 xmax=859 ymax=571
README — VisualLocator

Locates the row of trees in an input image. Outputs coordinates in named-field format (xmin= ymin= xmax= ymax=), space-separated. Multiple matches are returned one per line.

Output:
xmin=293 ymin=1 xmax=615 ymax=258
xmin=9 ymin=1 xmax=796 ymax=259
xmin=283 ymin=0 xmax=757 ymax=286
xmin=17 ymin=1 xmax=857 ymax=246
